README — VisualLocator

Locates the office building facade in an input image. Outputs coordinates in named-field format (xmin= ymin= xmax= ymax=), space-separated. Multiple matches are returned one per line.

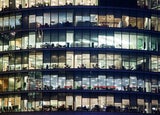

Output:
xmin=0 ymin=0 xmax=160 ymax=114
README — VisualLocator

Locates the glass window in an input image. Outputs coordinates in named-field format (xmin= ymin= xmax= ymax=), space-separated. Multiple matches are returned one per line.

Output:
xmin=137 ymin=98 xmax=144 ymax=107
xmin=51 ymin=52 xmax=58 ymax=68
xmin=106 ymin=95 xmax=114 ymax=106
xmin=10 ymin=15 xmax=15 ymax=30
xmin=0 ymin=17 xmax=2 ymax=31
xmin=122 ymin=98 xmax=129 ymax=108
xmin=115 ymin=54 xmax=121 ymax=69
xmin=130 ymin=76 xmax=137 ymax=91
xmin=22 ymin=33 xmax=28 ymax=49
xmin=51 ymin=11 xmax=58 ymax=26
xmin=122 ymin=55 xmax=130 ymax=70
xmin=9 ymin=77 xmax=15 ymax=91
xmin=9 ymin=39 xmax=15 ymax=51
xmin=98 ymin=75 xmax=106 ymax=88
xmin=66 ymin=30 xmax=74 ymax=47
xmin=0 ymin=57 xmax=2 ymax=71
xmin=75 ymin=0 xmax=83 ymax=5
xmin=137 ymin=17 xmax=144 ymax=29
xmin=51 ymin=30 xmax=58 ymax=46
xmin=130 ymin=33 xmax=136 ymax=49
xmin=59 ymin=30 xmax=66 ymax=46
xmin=75 ymin=96 xmax=82 ymax=109
xmin=36 ymin=52 xmax=42 ymax=69
xmin=36 ymin=14 xmax=43 ymax=28
xmin=115 ymin=12 xmax=122 ymax=28
xmin=4 ymin=16 xmax=9 ymax=30
xmin=29 ymin=15 xmax=36 ymax=28
xmin=98 ymin=13 xmax=107 ymax=27
xmin=36 ymin=0 xmax=43 ymax=6
xmin=122 ymin=15 xmax=129 ymax=27
xmin=82 ymin=9 xmax=90 ymax=24
xmin=122 ymin=32 xmax=129 ymax=49
xmin=16 ymin=0 xmax=22 ymax=9
xmin=58 ymin=77 xmax=66 ymax=88
xmin=151 ymin=55 xmax=157 ymax=72
xmin=44 ymin=0 xmax=50 ymax=6
xmin=15 ymin=35 xmax=22 ymax=50
xmin=66 ymin=0 xmax=73 ymax=5
xmin=22 ymin=0 xmax=28 ymax=8
xmin=43 ymin=75 xmax=51 ymax=90
xmin=98 ymin=31 xmax=106 ymax=48
xmin=122 ymin=76 xmax=129 ymax=91
xmin=44 ymin=12 xmax=50 ymax=27
xmin=107 ymin=32 xmax=114 ymax=47
xmin=59 ymin=11 xmax=66 ymax=25
xmin=130 ymin=16 xmax=136 ymax=28
xmin=9 ymin=54 xmax=15 ymax=70
xmin=16 ymin=14 xmax=22 ymax=29
xmin=137 ymin=34 xmax=144 ymax=50
xmin=3 ymin=35 xmax=9 ymax=51
xmin=130 ymin=55 xmax=136 ymax=70
xmin=15 ymin=76 xmax=22 ymax=91
xmin=82 ymin=54 xmax=90 ymax=68
xmin=75 ymin=74 xmax=82 ymax=89
xmin=90 ymin=30 xmax=98 ymax=48
xmin=90 ymin=53 xmax=98 ymax=68
xmin=29 ymin=52 xmax=35 ymax=69
xmin=58 ymin=52 xmax=65 ymax=68
xmin=90 ymin=11 xmax=98 ymax=26
xmin=66 ymin=75 xmax=73 ymax=89
xmin=29 ymin=32 xmax=35 ymax=48
xmin=82 ymin=77 xmax=90 ymax=89
xmin=98 ymin=54 xmax=106 ymax=68
xmin=0 ymin=77 xmax=8 ymax=92
xmin=0 ymin=39 xmax=2 ymax=52
xmin=151 ymin=36 xmax=158 ymax=51
xmin=158 ymin=56 xmax=160 ymax=72
xmin=144 ymin=17 xmax=150 ymax=30
xmin=29 ymin=0 xmax=35 ymax=7
xmin=114 ymin=32 xmax=122 ymax=48
xmin=51 ymin=75 xmax=58 ymax=89
xmin=137 ymin=77 xmax=144 ymax=89
xmin=66 ymin=95 xmax=73 ymax=110
xmin=15 ymin=54 xmax=22 ymax=70
xmin=66 ymin=51 xmax=74 ymax=68
xmin=91 ymin=77 xmax=98 ymax=89
xmin=82 ymin=97 xmax=90 ymax=108
xmin=107 ymin=54 xmax=114 ymax=69
xmin=158 ymin=17 xmax=160 ymax=31
xmin=115 ymin=77 xmax=122 ymax=90
xmin=143 ymin=35 xmax=149 ymax=50
xmin=107 ymin=14 xmax=114 ymax=27
xmin=145 ymin=78 xmax=151 ymax=92
xmin=106 ymin=76 xmax=114 ymax=87
xmin=75 ymin=11 xmax=82 ymax=26
xmin=67 ymin=10 xmax=73 ymax=25
xmin=36 ymin=30 xmax=42 ymax=48
xmin=82 ymin=31 xmax=90 ymax=47
xmin=51 ymin=0 xmax=58 ymax=6
xmin=75 ymin=53 xmax=82 ymax=68
xmin=44 ymin=30 xmax=50 ymax=42
xmin=3 ymin=0 xmax=9 ymax=8
xmin=91 ymin=0 xmax=98 ymax=5
xmin=59 ymin=0 xmax=65 ymax=6
xmin=151 ymin=16 xmax=157 ymax=31
xmin=3 ymin=55 xmax=9 ymax=71
xmin=22 ymin=53 xmax=28 ymax=69
xmin=75 ymin=30 xmax=82 ymax=47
